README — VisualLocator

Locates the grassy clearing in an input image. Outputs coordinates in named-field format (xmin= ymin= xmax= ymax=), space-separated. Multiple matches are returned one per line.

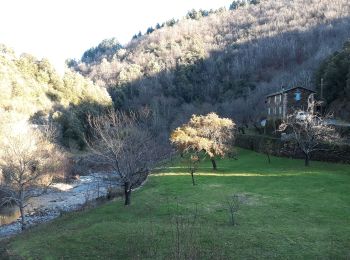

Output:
xmin=3 ymin=149 xmax=350 ymax=259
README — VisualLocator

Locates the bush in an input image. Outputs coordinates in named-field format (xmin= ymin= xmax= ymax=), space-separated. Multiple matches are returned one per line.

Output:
xmin=263 ymin=119 xmax=282 ymax=136
xmin=235 ymin=134 xmax=350 ymax=163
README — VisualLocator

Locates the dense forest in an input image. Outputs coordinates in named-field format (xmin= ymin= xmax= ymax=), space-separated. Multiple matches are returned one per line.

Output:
xmin=1 ymin=0 xmax=350 ymax=149
xmin=68 ymin=0 xmax=350 ymax=134
xmin=315 ymin=40 xmax=350 ymax=120
xmin=0 ymin=44 xmax=111 ymax=148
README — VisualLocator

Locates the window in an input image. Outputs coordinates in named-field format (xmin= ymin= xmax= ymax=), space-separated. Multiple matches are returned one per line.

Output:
xmin=274 ymin=107 xmax=277 ymax=114
xmin=295 ymin=91 xmax=301 ymax=101
xmin=274 ymin=95 xmax=282 ymax=103
xmin=279 ymin=106 xmax=282 ymax=114
xmin=268 ymin=108 xmax=271 ymax=115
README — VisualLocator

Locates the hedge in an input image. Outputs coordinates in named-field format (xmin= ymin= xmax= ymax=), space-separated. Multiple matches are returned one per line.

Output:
xmin=235 ymin=134 xmax=350 ymax=164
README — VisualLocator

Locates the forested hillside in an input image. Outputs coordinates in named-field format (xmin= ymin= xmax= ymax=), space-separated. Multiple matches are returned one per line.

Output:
xmin=2 ymin=0 xmax=349 ymax=149
xmin=0 ymin=44 xmax=111 ymax=148
xmin=70 ymin=0 xmax=350 ymax=131
xmin=315 ymin=40 xmax=350 ymax=121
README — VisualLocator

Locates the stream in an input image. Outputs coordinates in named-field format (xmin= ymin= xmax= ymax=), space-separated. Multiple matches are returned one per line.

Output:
xmin=0 ymin=207 xmax=21 ymax=226
xmin=0 ymin=173 xmax=119 ymax=238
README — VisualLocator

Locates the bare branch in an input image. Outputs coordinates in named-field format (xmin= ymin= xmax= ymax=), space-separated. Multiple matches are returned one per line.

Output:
xmin=86 ymin=110 xmax=168 ymax=205
xmin=279 ymin=99 xmax=340 ymax=166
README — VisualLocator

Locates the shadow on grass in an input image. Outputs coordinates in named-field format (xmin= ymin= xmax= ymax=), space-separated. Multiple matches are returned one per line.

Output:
xmin=156 ymin=148 xmax=348 ymax=178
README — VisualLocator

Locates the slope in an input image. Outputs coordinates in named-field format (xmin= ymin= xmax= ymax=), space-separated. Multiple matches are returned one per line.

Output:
xmin=70 ymin=0 xmax=350 ymax=129
xmin=4 ymin=149 xmax=350 ymax=259
xmin=0 ymin=44 xmax=112 ymax=147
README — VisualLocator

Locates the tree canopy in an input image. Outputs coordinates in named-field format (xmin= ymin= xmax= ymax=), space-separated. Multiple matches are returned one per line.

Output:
xmin=81 ymin=38 xmax=123 ymax=64
xmin=170 ymin=113 xmax=235 ymax=170
xmin=0 ymin=126 xmax=64 ymax=229
xmin=69 ymin=0 xmax=350 ymax=131
xmin=315 ymin=40 xmax=350 ymax=105
xmin=0 ymin=44 xmax=112 ymax=149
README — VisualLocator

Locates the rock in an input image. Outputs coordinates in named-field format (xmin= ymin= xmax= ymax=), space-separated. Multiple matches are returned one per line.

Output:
xmin=0 ymin=172 xmax=119 ymax=238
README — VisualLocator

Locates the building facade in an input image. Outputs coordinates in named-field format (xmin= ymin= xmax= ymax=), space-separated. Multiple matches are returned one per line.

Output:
xmin=266 ymin=87 xmax=316 ymax=119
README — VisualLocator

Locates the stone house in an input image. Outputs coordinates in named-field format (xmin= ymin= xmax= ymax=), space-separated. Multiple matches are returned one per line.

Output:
xmin=266 ymin=86 xmax=316 ymax=120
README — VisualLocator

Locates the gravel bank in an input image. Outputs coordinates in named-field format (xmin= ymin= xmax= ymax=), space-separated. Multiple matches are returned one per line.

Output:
xmin=0 ymin=173 xmax=118 ymax=238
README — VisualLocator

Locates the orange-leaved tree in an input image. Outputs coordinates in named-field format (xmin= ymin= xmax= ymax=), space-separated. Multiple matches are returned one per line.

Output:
xmin=170 ymin=113 xmax=235 ymax=170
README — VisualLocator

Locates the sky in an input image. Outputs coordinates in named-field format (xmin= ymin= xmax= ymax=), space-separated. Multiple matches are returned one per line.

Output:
xmin=0 ymin=0 xmax=231 ymax=74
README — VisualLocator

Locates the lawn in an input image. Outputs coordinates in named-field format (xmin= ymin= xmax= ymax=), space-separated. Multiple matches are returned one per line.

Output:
xmin=2 ymin=149 xmax=350 ymax=259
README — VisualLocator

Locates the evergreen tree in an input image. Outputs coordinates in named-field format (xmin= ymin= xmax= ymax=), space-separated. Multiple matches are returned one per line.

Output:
xmin=146 ymin=27 xmax=154 ymax=34
xmin=165 ymin=18 xmax=176 ymax=27
xmin=315 ymin=41 xmax=350 ymax=103
xmin=229 ymin=0 xmax=247 ymax=10
xmin=186 ymin=9 xmax=202 ymax=20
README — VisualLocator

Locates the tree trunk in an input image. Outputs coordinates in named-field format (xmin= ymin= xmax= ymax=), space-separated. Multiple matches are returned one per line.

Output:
xmin=230 ymin=209 xmax=235 ymax=226
xmin=124 ymin=181 xmax=131 ymax=206
xmin=211 ymin=158 xmax=217 ymax=171
xmin=304 ymin=152 xmax=310 ymax=167
xmin=253 ymin=123 xmax=263 ymax=135
xmin=191 ymin=171 xmax=195 ymax=186
xmin=266 ymin=153 xmax=271 ymax=164
xmin=19 ymin=203 xmax=26 ymax=230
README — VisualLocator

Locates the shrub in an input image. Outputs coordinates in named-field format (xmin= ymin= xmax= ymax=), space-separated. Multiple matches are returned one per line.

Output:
xmin=235 ymin=134 xmax=350 ymax=163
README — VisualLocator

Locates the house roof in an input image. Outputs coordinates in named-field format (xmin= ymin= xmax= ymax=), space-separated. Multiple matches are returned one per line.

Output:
xmin=266 ymin=86 xmax=316 ymax=98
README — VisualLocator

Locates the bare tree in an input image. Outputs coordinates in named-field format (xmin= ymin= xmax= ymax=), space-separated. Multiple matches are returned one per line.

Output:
xmin=87 ymin=111 xmax=164 ymax=206
xmin=185 ymin=154 xmax=200 ymax=186
xmin=279 ymin=100 xmax=339 ymax=166
xmin=0 ymin=127 xmax=61 ymax=230
xmin=227 ymin=194 xmax=241 ymax=226
xmin=259 ymin=139 xmax=273 ymax=164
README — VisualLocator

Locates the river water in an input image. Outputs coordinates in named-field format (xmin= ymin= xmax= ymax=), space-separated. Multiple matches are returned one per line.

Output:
xmin=0 ymin=173 xmax=119 ymax=237
xmin=0 ymin=206 xmax=20 ymax=226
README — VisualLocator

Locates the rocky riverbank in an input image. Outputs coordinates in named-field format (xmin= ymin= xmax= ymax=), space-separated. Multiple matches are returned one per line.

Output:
xmin=0 ymin=173 xmax=119 ymax=238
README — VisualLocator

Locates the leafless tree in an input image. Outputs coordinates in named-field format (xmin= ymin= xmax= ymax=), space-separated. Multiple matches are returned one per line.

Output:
xmin=259 ymin=139 xmax=274 ymax=164
xmin=227 ymin=194 xmax=241 ymax=226
xmin=279 ymin=100 xmax=339 ymax=166
xmin=0 ymin=127 xmax=62 ymax=230
xmin=185 ymin=154 xmax=200 ymax=186
xmin=87 ymin=111 xmax=165 ymax=205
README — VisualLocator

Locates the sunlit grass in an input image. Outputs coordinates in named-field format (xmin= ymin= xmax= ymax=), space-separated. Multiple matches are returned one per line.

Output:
xmin=4 ymin=148 xmax=350 ymax=259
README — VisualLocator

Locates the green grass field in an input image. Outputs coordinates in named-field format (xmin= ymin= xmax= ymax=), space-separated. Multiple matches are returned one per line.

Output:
xmin=3 ymin=149 xmax=350 ymax=259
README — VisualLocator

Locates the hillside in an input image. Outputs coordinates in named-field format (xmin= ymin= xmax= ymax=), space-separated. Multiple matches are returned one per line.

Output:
xmin=315 ymin=40 xmax=350 ymax=121
xmin=70 ymin=0 xmax=350 ymax=131
xmin=0 ymin=44 xmax=111 ymax=147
